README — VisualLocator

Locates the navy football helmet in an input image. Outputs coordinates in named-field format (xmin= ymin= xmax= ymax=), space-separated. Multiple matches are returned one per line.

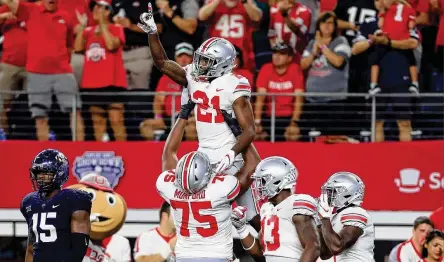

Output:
xmin=30 ymin=149 xmax=69 ymax=192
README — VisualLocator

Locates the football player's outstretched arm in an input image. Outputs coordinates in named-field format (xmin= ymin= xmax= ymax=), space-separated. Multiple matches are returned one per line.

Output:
xmin=320 ymin=219 xmax=362 ymax=255
xmin=235 ymin=144 xmax=260 ymax=195
xmin=138 ymin=3 xmax=187 ymax=86
xmin=162 ymin=97 xmax=195 ymax=171
xmin=25 ymin=228 xmax=35 ymax=262
xmin=222 ymin=106 xmax=261 ymax=195
xmin=69 ymin=210 xmax=91 ymax=262
xmin=231 ymin=97 xmax=256 ymax=157
xmin=162 ymin=119 xmax=187 ymax=171
xmin=293 ymin=215 xmax=320 ymax=262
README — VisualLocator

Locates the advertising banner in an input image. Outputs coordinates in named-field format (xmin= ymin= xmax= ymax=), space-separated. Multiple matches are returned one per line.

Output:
xmin=0 ymin=141 xmax=442 ymax=211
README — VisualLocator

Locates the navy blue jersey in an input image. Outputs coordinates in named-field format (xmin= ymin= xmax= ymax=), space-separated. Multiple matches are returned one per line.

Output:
xmin=20 ymin=189 xmax=92 ymax=262
xmin=334 ymin=0 xmax=377 ymax=45
xmin=350 ymin=16 xmax=379 ymax=77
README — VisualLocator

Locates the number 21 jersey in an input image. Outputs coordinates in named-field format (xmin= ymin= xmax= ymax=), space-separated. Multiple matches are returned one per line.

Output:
xmin=185 ymin=64 xmax=251 ymax=163
xmin=20 ymin=189 xmax=92 ymax=262
xmin=156 ymin=170 xmax=241 ymax=260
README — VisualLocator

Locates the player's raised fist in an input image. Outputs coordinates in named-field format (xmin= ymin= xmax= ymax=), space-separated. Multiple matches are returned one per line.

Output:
xmin=232 ymin=206 xmax=249 ymax=238
xmin=137 ymin=3 xmax=157 ymax=34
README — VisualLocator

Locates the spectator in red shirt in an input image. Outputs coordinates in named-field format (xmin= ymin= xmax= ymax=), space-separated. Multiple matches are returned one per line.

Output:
xmin=268 ymin=0 xmax=312 ymax=64
xmin=0 ymin=6 xmax=27 ymax=136
xmin=430 ymin=205 xmax=444 ymax=231
xmin=254 ymin=42 xmax=304 ymax=141
xmin=232 ymin=45 xmax=254 ymax=90
xmin=151 ymin=42 xmax=194 ymax=138
xmin=370 ymin=0 xmax=419 ymax=99
xmin=2 ymin=0 xmax=84 ymax=141
xmin=74 ymin=0 xmax=128 ymax=141
xmin=59 ymin=0 xmax=95 ymax=86
xmin=198 ymin=0 xmax=263 ymax=72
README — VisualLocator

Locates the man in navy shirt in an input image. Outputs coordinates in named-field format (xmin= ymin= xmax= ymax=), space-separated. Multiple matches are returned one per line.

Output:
xmin=352 ymin=1 xmax=420 ymax=142
xmin=20 ymin=149 xmax=92 ymax=262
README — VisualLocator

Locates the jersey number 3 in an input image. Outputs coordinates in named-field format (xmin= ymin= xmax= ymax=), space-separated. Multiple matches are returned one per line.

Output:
xmin=170 ymin=200 xmax=219 ymax=237
xmin=31 ymin=212 xmax=57 ymax=243
xmin=261 ymin=215 xmax=281 ymax=251
xmin=193 ymin=90 xmax=224 ymax=123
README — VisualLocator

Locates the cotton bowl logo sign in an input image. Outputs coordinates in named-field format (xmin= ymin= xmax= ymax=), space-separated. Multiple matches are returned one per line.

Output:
xmin=73 ymin=151 xmax=125 ymax=188
xmin=394 ymin=168 xmax=443 ymax=194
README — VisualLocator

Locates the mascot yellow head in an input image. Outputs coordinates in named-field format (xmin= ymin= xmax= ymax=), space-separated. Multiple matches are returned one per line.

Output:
xmin=69 ymin=172 xmax=127 ymax=240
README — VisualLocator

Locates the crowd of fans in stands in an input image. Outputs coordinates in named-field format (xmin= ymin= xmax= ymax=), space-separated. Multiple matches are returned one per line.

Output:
xmin=0 ymin=0 xmax=442 ymax=142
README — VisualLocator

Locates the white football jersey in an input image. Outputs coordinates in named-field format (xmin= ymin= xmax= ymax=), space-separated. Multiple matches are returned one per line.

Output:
xmin=391 ymin=239 xmax=422 ymax=262
xmin=330 ymin=206 xmax=375 ymax=262
xmin=156 ymin=169 xmax=241 ymax=260
xmin=134 ymin=227 xmax=176 ymax=262
xmin=260 ymin=194 xmax=318 ymax=261
xmin=185 ymin=65 xmax=251 ymax=163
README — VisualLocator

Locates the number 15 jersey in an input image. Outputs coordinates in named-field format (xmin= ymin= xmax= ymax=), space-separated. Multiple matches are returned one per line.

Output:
xmin=156 ymin=170 xmax=241 ymax=260
xmin=184 ymin=64 xmax=251 ymax=164
xmin=20 ymin=189 xmax=92 ymax=262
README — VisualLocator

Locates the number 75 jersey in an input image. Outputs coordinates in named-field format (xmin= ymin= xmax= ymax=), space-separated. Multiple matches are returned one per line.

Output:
xmin=156 ymin=170 xmax=241 ymax=260
xmin=185 ymin=65 xmax=251 ymax=163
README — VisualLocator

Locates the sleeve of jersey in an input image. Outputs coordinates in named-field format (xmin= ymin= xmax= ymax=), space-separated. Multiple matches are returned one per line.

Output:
xmin=294 ymin=9 xmax=311 ymax=35
xmin=333 ymin=37 xmax=352 ymax=59
xmin=292 ymin=195 xmax=317 ymax=216
xmin=71 ymin=190 xmax=93 ymax=213
xmin=156 ymin=171 xmax=171 ymax=203
xmin=232 ymin=77 xmax=252 ymax=102
xmin=268 ymin=8 xmax=277 ymax=39
xmin=409 ymin=28 xmax=420 ymax=41
xmin=340 ymin=209 xmax=368 ymax=229
xmin=225 ymin=176 xmax=241 ymax=202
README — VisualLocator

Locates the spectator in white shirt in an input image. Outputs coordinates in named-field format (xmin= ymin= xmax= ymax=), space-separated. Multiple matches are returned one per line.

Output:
xmin=388 ymin=216 xmax=434 ymax=262
xmin=134 ymin=202 xmax=176 ymax=262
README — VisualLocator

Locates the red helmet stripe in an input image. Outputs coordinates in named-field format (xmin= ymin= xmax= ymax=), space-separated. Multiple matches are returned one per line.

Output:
xmin=182 ymin=152 xmax=196 ymax=193
xmin=201 ymin=37 xmax=218 ymax=52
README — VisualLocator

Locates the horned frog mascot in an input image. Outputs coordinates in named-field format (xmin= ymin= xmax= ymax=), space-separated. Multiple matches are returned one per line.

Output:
xmin=69 ymin=172 xmax=131 ymax=261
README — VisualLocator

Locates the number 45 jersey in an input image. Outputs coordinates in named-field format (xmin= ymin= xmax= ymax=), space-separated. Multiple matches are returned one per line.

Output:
xmin=20 ymin=189 xmax=92 ymax=262
xmin=184 ymin=64 xmax=251 ymax=164
xmin=156 ymin=169 xmax=241 ymax=260
xmin=260 ymin=194 xmax=318 ymax=261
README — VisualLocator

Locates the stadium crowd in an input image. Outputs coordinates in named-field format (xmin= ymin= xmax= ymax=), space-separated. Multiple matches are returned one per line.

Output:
xmin=0 ymin=0 xmax=442 ymax=142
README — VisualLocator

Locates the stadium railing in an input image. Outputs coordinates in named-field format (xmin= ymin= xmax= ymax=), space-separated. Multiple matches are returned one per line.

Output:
xmin=1 ymin=91 xmax=443 ymax=141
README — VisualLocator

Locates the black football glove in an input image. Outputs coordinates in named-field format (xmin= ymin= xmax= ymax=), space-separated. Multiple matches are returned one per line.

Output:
xmin=178 ymin=100 xmax=195 ymax=120
xmin=221 ymin=110 xmax=242 ymax=137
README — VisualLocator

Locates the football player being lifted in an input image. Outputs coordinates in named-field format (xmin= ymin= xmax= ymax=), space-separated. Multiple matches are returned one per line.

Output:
xmin=156 ymin=98 xmax=260 ymax=262
xmin=317 ymin=172 xmax=375 ymax=262
xmin=231 ymin=156 xmax=321 ymax=262
xmin=138 ymin=3 xmax=262 ymax=229
xmin=20 ymin=149 xmax=92 ymax=262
